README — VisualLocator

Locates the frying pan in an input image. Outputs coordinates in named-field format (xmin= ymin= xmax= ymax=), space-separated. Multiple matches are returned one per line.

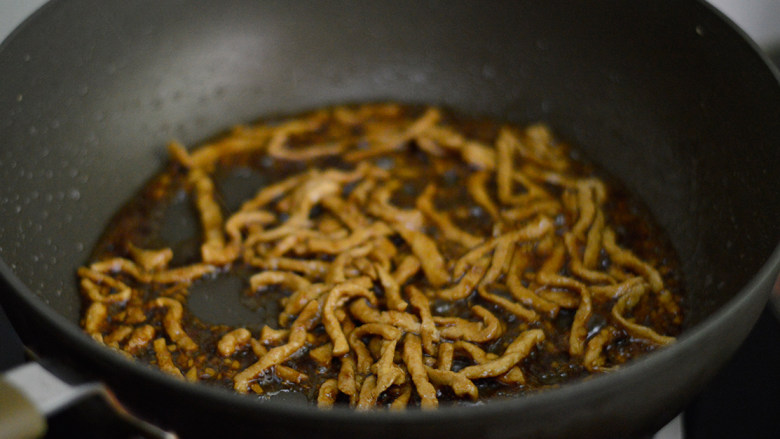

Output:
xmin=0 ymin=0 xmax=778 ymax=438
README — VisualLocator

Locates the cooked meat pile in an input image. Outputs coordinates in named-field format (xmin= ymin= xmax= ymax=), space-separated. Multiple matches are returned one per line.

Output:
xmin=78 ymin=103 xmax=683 ymax=409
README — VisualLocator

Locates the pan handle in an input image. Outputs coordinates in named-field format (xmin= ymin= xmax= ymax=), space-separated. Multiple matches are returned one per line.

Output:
xmin=0 ymin=362 xmax=176 ymax=439
xmin=0 ymin=369 xmax=45 ymax=439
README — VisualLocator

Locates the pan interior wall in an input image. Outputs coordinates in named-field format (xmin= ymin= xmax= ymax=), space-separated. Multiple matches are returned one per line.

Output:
xmin=0 ymin=0 xmax=778 ymax=328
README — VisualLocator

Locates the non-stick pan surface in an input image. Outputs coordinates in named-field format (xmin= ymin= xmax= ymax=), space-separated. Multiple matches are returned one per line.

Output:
xmin=1 ymin=1 xmax=779 ymax=438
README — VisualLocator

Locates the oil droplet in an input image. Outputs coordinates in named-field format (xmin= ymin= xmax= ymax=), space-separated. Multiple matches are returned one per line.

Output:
xmin=482 ymin=65 xmax=496 ymax=79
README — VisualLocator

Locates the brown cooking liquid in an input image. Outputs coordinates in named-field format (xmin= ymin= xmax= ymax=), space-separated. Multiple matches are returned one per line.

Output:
xmin=80 ymin=104 xmax=683 ymax=407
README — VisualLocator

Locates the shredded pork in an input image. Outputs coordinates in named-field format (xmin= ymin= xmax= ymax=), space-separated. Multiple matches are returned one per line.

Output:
xmin=78 ymin=103 xmax=682 ymax=409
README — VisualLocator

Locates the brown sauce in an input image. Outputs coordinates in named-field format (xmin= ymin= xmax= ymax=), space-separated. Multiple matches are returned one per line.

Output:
xmin=78 ymin=103 xmax=683 ymax=408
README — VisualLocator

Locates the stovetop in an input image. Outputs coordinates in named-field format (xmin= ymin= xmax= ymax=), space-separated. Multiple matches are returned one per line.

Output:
xmin=1 ymin=1 xmax=779 ymax=438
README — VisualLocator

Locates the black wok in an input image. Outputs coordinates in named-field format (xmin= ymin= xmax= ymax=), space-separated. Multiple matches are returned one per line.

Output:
xmin=1 ymin=0 xmax=778 ymax=438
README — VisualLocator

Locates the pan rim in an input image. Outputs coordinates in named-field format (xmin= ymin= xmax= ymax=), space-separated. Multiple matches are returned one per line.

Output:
xmin=698 ymin=0 xmax=780 ymax=86
xmin=1 ymin=242 xmax=777 ymax=424
xmin=0 ymin=0 xmax=779 ymax=430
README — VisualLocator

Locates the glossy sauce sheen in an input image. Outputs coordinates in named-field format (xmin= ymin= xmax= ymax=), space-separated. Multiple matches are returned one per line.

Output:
xmin=83 ymin=105 xmax=683 ymax=406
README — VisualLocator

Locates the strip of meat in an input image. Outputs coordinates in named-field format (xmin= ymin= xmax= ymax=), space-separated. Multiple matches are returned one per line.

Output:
xmin=571 ymin=180 xmax=599 ymax=238
xmin=452 ymin=341 xmax=491 ymax=364
xmin=153 ymin=338 xmax=183 ymax=378
xmin=501 ymin=199 xmax=561 ymax=223
xmin=375 ymin=262 xmax=407 ymax=312
xmin=259 ymin=326 xmax=289 ymax=345
xmin=374 ymin=338 xmax=405 ymax=395
xmin=148 ymin=264 xmax=218 ymax=284
xmin=467 ymin=171 xmax=501 ymax=222
xmin=321 ymin=195 xmax=371 ymax=231
xmin=496 ymin=127 xmax=516 ymax=205
xmin=128 ymin=245 xmax=173 ymax=272
xmin=603 ymin=228 xmax=664 ymax=293
xmin=536 ymin=273 xmax=591 ymax=356
xmin=424 ymin=366 xmax=478 ymax=400
xmin=285 ymin=172 xmax=342 ymax=226
xmin=438 ymin=259 xmax=488 ymax=301
xmin=189 ymin=167 xmax=238 ymax=265
xmin=89 ymin=258 xmax=217 ymax=285
xmin=240 ymin=172 xmax=307 ymax=213
xmin=393 ymin=225 xmax=450 ymax=287
xmin=449 ymin=340 xmax=525 ymax=385
xmin=505 ymin=248 xmax=560 ymax=314
xmin=250 ymin=270 xmax=311 ymax=293
xmin=402 ymin=333 xmax=438 ymax=409
xmin=325 ymin=244 xmax=373 ymax=284
xmin=348 ymin=299 xmax=421 ymax=332
xmin=125 ymin=325 xmax=155 ymax=353
xmin=247 ymin=256 xmax=329 ymax=279
xmin=369 ymin=236 xmax=397 ymax=268
xmin=323 ymin=278 xmax=379 ymax=356
xmin=356 ymin=374 xmax=379 ymax=410
xmin=270 ymin=139 xmax=347 ymax=161
xmin=536 ymin=289 xmax=580 ymax=309
xmin=348 ymin=323 xmax=402 ymax=375
xmin=224 ymin=210 xmax=276 ymax=245
xmin=104 ymin=326 xmax=133 ymax=346
xmin=453 ymin=216 xmax=553 ymax=278
xmin=480 ymin=231 xmax=517 ymax=285
xmin=583 ymin=210 xmax=605 ymax=269
xmin=217 ymin=328 xmax=252 ymax=357
xmin=590 ymin=277 xmax=648 ymax=301
xmin=166 ymin=140 xmax=196 ymax=169
xmin=280 ymin=283 xmax=330 ymax=327
xmin=150 ymin=297 xmax=198 ymax=352
xmin=392 ymin=254 xmax=421 ymax=286
xmin=515 ymin=124 xmax=569 ymax=172
xmin=366 ymin=180 xmax=426 ymax=231
xmin=458 ymin=329 xmax=544 ymax=379
xmin=436 ymin=342 xmax=454 ymax=371
xmin=389 ymin=383 xmax=413 ymax=411
xmin=88 ymin=258 xmax=145 ymax=280
xmin=612 ymin=288 xmax=675 ymax=345
xmin=78 ymin=272 xmax=132 ymax=304
xmin=309 ymin=343 xmax=333 ymax=368
xmin=167 ymin=125 xmax=272 ymax=170
xmin=307 ymin=221 xmax=393 ymax=254
xmin=537 ymin=241 xmax=565 ymax=276
xmin=233 ymin=299 xmax=320 ymax=393
xmin=461 ymin=141 xmax=496 ymax=170
xmin=416 ymin=184 xmax=482 ymax=249
xmin=345 ymin=107 xmax=441 ymax=162
xmin=317 ymin=378 xmax=340 ymax=408
xmin=265 ymin=110 xmax=330 ymax=160
xmin=477 ymin=286 xmax=538 ymax=321
xmin=407 ymin=286 xmax=440 ymax=354
xmin=435 ymin=306 xmax=504 ymax=343
xmin=275 ymin=365 xmax=308 ymax=385
xmin=583 ymin=326 xmax=616 ymax=371
xmin=564 ymin=232 xmax=615 ymax=285
xmin=338 ymin=353 xmax=359 ymax=406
